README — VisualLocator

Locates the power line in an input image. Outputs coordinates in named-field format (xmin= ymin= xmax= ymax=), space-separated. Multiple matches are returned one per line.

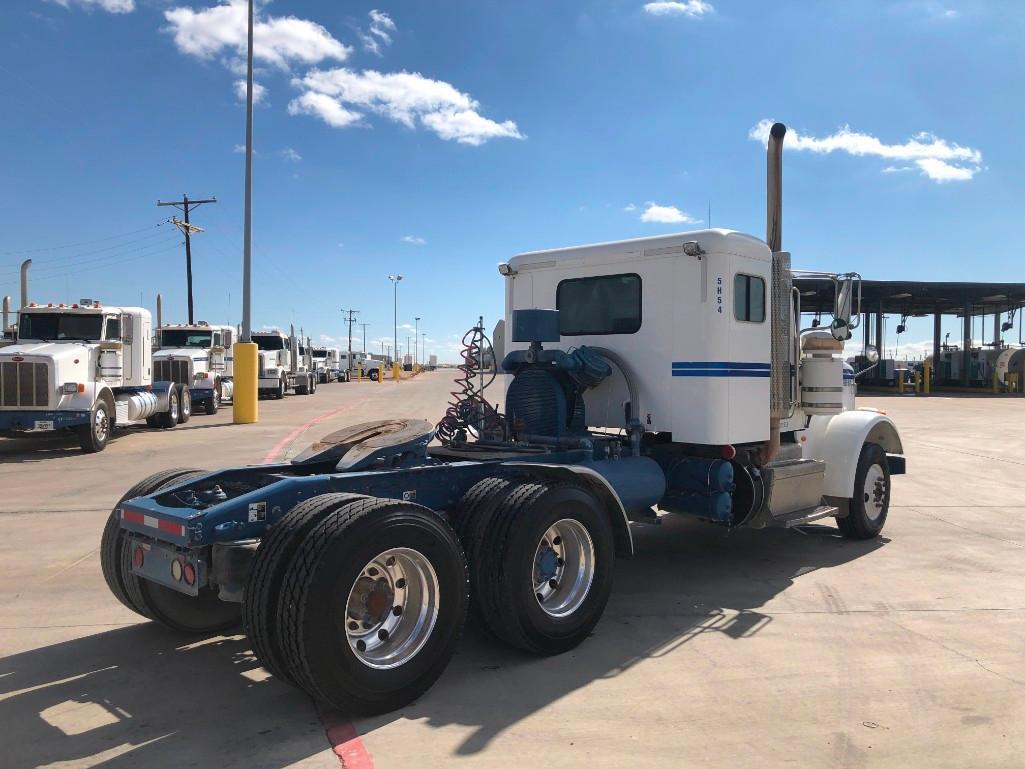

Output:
xmin=0 ymin=233 xmax=182 ymax=280
xmin=0 ymin=221 xmax=167 ymax=257
xmin=0 ymin=226 xmax=175 ymax=270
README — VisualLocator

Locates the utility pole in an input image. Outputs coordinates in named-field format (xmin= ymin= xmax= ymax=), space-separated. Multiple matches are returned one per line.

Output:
xmin=414 ymin=316 xmax=420 ymax=366
xmin=158 ymin=194 xmax=216 ymax=324
xmin=359 ymin=322 xmax=370 ymax=352
xmin=342 ymin=308 xmax=359 ymax=369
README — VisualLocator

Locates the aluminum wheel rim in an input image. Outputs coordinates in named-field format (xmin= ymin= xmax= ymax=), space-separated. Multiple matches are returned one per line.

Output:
xmin=863 ymin=464 xmax=887 ymax=522
xmin=169 ymin=396 xmax=179 ymax=421
xmin=344 ymin=547 xmax=440 ymax=670
xmin=532 ymin=518 xmax=595 ymax=618
xmin=94 ymin=407 xmax=109 ymax=442
xmin=181 ymin=392 xmax=190 ymax=417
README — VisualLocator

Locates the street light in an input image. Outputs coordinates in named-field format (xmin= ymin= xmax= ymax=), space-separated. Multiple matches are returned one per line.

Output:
xmin=414 ymin=316 xmax=421 ymax=366
xmin=388 ymin=275 xmax=403 ymax=374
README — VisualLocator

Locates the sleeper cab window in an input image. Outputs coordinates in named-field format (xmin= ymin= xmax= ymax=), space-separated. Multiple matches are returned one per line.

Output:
xmin=105 ymin=316 xmax=122 ymax=340
xmin=556 ymin=273 xmax=642 ymax=336
xmin=734 ymin=274 xmax=765 ymax=323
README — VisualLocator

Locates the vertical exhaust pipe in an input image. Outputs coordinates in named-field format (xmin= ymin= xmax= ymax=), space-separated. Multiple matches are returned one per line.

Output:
xmin=2 ymin=296 xmax=10 ymax=331
xmin=156 ymin=293 xmax=163 ymax=329
xmin=20 ymin=259 xmax=32 ymax=309
xmin=764 ymin=122 xmax=789 ymax=465
xmin=766 ymin=122 xmax=786 ymax=252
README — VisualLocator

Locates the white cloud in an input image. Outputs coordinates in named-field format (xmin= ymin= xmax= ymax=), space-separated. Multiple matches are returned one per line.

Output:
xmin=289 ymin=68 xmax=524 ymax=146
xmin=51 ymin=0 xmax=135 ymax=13
xmin=164 ymin=0 xmax=351 ymax=70
xmin=881 ymin=165 xmax=913 ymax=174
xmin=639 ymin=202 xmax=701 ymax=224
xmin=234 ymin=79 xmax=266 ymax=103
xmin=280 ymin=147 xmax=302 ymax=162
xmin=623 ymin=203 xmax=637 ymax=212
xmin=643 ymin=1 xmax=713 ymax=18
xmin=360 ymin=9 xmax=397 ymax=56
xmin=401 ymin=235 xmax=426 ymax=245
xmin=288 ymin=91 xmax=362 ymax=127
xmin=749 ymin=119 xmax=983 ymax=183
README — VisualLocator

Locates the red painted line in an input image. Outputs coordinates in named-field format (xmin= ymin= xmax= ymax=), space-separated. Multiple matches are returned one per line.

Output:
xmin=261 ymin=404 xmax=356 ymax=464
xmin=121 ymin=509 xmax=144 ymax=525
xmin=320 ymin=707 xmax=374 ymax=769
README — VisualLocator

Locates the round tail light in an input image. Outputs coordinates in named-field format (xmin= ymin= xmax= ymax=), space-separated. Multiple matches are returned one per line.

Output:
xmin=132 ymin=545 xmax=145 ymax=569
xmin=183 ymin=562 xmax=196 ymax=586
xmin=721 ymin=444 xmax=737 ymax=460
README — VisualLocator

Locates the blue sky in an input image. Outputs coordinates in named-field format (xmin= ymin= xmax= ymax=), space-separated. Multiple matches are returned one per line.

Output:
xmin=2 ymin=0 xmax=1023 ymax=361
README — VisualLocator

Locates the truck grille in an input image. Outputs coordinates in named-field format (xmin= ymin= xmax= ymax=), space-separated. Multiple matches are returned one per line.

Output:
xmin=154 ymin=358 xmax=192 ymax=385
xmin=0 ymin=360 xmax=50 ymax=408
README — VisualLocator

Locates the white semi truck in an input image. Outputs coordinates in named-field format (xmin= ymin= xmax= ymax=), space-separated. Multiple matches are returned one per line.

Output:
xmin=1 ymin=301 xmax=189 ymax=452
xmin=311 ymin=347 xmax=342 ymax=383
xmin=154 ymin=322 xmax=235 ymax=414
xmin=339 ymin=350 xmax=382 ymax=381
xmin=254 ymin=329 xmax=318 ymax=398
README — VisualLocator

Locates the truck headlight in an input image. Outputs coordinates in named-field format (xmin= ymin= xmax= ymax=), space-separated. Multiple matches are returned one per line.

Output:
xmin=62 ymin=382 xmax=81 ymax=394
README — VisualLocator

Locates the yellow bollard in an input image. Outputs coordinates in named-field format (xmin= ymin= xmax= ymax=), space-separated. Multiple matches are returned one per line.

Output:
xmin=232 ymin=342 xmax=259 ymax=424
xmin=993 ymin=370 xmax=1000 ymax=394
xmin=392 ymin=362 xmax=402 ymax=381
xmin=898 ymin=371 xmax=905 ymax=394
xmin=923 ymin=361 xmax=931 ymax=394
xmin=377 ymin=364 xmax=382 ymax=384
xmin=913 ymin=369 xmax=921 ymax=394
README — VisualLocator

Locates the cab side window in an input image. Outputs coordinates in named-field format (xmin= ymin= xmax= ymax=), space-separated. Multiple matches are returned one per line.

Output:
xmin=734 ymin=274 xmax=765 ymax=323
xmin=104 ymin=316 xmax=122 ymax=340
xmin=556 ymin=273 xmax=642 ymax=335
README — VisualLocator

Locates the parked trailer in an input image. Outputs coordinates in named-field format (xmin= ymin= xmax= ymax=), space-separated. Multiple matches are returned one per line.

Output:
xmin=103 ymin=123 xmax=904 ymax=715
xmin=154 ymin=322 xmax=236 ymax=414
xmin=1 ymin=302 xmax=189 ymax=452
xmin=253 ymin=328 xmax=318 ymax=398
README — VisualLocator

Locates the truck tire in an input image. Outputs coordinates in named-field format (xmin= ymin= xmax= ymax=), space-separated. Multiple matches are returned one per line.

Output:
xmin=369 ymin=368 xmax=379 ymax=382
xmin=310 ymin=377 xmax=317 ymax=394
xmin=277 ymin=497 xmax=468 ymax=715
xmin=244 ymin=493 xmax=366 ymax=683
xmin=451 ymin=476 xmax=518 ymax=611
xmin=101 ymin=468 xmax=206 ymax=619
xmin=159 ymin=386 xmax=180 ymax=429
xmin=77 ymin=399 xmax=111 ymax=453
xmin=296 ymin=382 xmax=309 ymax=395
xmin=176 ymin=384 xmax=191 ymax=424
xmin=474 ymin=482 xmax=614 ymax=655
xmin=205 ymin=383 xmax=221 ymax=415
xmin=837 ymin=442 xmax=891 ymax=540
xmin=276 ymin=377 xmax=286 ymax=399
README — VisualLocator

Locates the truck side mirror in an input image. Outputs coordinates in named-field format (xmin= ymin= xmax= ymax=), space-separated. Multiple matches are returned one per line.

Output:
xmin=864 ymin=345 xmax=880 ymax=363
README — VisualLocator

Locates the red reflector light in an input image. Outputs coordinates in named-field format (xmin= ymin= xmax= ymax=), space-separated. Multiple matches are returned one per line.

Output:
xmin=183 ymin=562 xmax=196 ymax=586
xmin=132 ymin=545 xmax=145 ymax=569
xmin=721 ymin=444 xmax=737 ymax=460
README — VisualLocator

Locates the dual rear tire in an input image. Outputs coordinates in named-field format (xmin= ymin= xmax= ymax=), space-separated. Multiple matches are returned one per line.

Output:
xmin=244 ymin=495 xmax=468 ymax=714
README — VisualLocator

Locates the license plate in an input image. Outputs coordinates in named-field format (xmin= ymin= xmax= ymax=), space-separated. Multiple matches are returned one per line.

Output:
xmin=34 ymin=420 xmax=55 ymax=431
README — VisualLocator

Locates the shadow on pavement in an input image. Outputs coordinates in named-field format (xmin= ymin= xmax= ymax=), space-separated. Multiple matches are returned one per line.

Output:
xmin=1 ymin=516 xmax=884 ymax=768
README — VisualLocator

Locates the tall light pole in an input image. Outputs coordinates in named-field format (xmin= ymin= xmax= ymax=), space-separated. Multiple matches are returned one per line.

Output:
xmin=422 ymin=332 xmax=428 ymax=364
xmin=388 ymin=274 xmax=402 ymax=372
xmin=233 ymin=0 xmax=258 ymax=424
xmin=414 ymin=316 xmax=420 ymax=366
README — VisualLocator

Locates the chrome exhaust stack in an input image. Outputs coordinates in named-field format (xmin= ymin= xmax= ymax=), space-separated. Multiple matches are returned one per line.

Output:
xmin=765 ymin=122 xmax=792 ymax=463
xmin=20 ymin=259 xmax=32 ymax=309
xmin=2 ymin=296 xmax=10 ymax=331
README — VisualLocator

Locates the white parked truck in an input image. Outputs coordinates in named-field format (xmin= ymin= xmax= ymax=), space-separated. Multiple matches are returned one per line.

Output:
xmin=154 ymin=322 xmax=235 ymax=414
xmin=1 ymin=301 xmax=191 ymax=452
xmin=311 ymin=347 xmax=341 ymax=383
xmin=339 ymin=350 xmax=382 ymax=381
xmin=428 ymin=354 xmax=438 ymax=370
xmin=103 ymin=122 xmax=905 ymax=716
xmin=254 ymin=329 xmax=318 ymax=398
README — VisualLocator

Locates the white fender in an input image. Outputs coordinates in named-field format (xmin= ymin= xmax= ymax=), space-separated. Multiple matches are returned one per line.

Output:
xmin=801 ymin=408 xmax=904 ymax=499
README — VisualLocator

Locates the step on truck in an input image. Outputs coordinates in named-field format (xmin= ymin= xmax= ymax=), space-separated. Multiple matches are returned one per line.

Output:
xmin=154 ymin=322 xmax=236 ymax=415
xmin=1 ymin=301 xmax=192 ymax=452
xmin=103 ymin=123 xmax=905 ymax=715
xmin=254 ymin=328 xmax=317 ymax=398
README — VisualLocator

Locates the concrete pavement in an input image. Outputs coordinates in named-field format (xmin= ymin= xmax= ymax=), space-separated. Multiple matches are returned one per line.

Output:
xmin=2 ymin=381 xmax=1023 ymax=768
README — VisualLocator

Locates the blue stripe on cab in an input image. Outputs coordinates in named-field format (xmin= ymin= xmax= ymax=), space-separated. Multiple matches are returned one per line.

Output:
xmin=671 ymin=361 xmax=771 ymax=378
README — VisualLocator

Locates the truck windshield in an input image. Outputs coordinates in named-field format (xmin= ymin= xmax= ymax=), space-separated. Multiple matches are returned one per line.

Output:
xmin=312 ymin=349 xmax=328 ymax=358
xmin=160 ymin=329 xmax=213 ymax=347
xmin=253 ymin=335 xmax=285 ymax=351
xmin=19 ymin=312 xmax=104 ymax=341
